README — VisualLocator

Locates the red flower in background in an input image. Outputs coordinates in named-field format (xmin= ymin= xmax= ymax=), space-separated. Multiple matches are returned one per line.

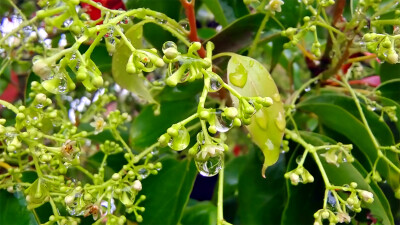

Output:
xmin=81 ymin=0 xmax=126 ymax=21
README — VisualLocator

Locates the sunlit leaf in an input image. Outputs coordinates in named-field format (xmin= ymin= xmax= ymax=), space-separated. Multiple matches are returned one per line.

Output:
xmin=227 ymin=54 xmax=285 ymax=177
xmin=112 ymin=25 xmax=157 ymax=104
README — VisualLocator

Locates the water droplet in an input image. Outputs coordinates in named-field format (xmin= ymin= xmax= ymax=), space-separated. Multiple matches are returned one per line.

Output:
xmin=209 ymin=77 xmax=222 ymax=92
xmin=138 ymin=168 xmax=149 ymax=179
xmin=304 ymin=86 xmax=311 ymax=92
xmin=162 ymin=41 xmax=177 ymax=53
xmin=228 ymin=63 xmax=248 ymax=88
xmin=274 ymin=112 xmax=285 ymax=131
xmin=265 ymin=139 xmax=274 ymax=150
xmin=157 ymin=19 xmax=167 ymax=24
xmin=178 ymin=19 xmax=190 ymax=31
xmin=255 ymin=110 xmax=267 ymax=130
xmin=214 ymin=109 xmax=233 ymax=133
xmin=168 ymin=127 xmax=190 ymax=150
xmin=195 ymin=153 xmax=222 ymax=177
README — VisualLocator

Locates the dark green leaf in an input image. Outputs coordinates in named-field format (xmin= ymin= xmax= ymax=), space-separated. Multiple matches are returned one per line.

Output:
xmin=377 ymin=78 xmax=400 ymax=104
xmin=181 ymin=200 xmax=217 ymax=225
xmin=139 ymin=156 xmax=198 ymax=225
xmin=270 ymin=36 xmax=289 ymax=72
xmin=300 ymin=131 xmax=394 ymax=225
xmin=298 ymin=93 xmax=400 ymax=188
xmin=130 ymin=99 xmax=198 ymax=149
xmin=0 ymin=190 xmax=38 ymax=225
xmin=126 ymin=0 xmax=181 ymax=50
xmin=202 ymin=0 xmax=229 ymax=27
xmin=379 ymin=63 xmax=400 ymax=83
xmin=237 ymin=148 xmax=286 ymax=224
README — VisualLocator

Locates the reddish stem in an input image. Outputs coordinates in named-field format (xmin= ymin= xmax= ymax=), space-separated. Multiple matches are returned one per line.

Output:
xmin=180 ymin=0 xmax=206 ymax=58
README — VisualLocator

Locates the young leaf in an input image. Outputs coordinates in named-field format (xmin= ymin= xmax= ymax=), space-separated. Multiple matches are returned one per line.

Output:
xmin=227 ymin=54 xmax=285 ymax=177
xmin=112 ymin=25 xmax=157 ymax=105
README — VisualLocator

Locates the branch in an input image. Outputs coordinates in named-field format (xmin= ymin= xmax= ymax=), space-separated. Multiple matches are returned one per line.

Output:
xmin=180 ymin=0 xmax=206 ymax=58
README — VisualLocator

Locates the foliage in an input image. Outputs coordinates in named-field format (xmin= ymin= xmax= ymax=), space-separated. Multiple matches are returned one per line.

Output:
xmin=0 ymin=0 xmax=400 ymax=225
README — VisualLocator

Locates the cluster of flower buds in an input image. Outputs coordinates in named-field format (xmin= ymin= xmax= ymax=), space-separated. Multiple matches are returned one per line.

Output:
xmin=313 ymin=209 xmax=338 ymax=225
xmin=284 ymin=166 xmax=314 ymax=185
xmin=363 ymin=33 xmax=400 ymax=64
xmin=320 ymin=143 xmax=354 ymax=166
xmin=162 ymin=41 xmax=211 ymax=86
xmin=126 ymin=49 xmax=165 ymax=74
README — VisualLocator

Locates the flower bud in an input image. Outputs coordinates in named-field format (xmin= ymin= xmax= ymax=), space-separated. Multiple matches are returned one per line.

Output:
xmin=112 ymin=173 xmax=120 ymax=181
xmin=133 ymin=180 xmax=142 ymax=191
xmin=32 ymin=59 xmax=52 ymax=79
xmin=360 ymin=191 xmax=374 ymax=203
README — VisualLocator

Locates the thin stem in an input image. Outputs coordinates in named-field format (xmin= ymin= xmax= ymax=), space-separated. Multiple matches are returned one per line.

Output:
xmin=248 ymin=13 xmax=270 ymax=56
xmin=75 ymin=165 xmax=95 ymax=181
xmin=212 ymin=52 xmax=237 ymax=60
xmin=0 ymin=99 xmax=19 ymax=113
xmin=311 ymin=151 xmax=331 ymax=188
xmin=217 ymin=160 xmax=226 ymax=225
xmin=136 ymin=142 xmax=159 ymax=160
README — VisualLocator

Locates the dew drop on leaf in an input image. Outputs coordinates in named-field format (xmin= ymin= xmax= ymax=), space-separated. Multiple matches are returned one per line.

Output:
xmin=228 ymin=63 xmax=247 ymax=88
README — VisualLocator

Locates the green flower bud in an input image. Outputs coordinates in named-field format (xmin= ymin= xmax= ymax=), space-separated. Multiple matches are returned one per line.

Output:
xmin=163 ymin=47 xmax=178 ymax=60
xmin=112 ymin=173 xmax=120 ymax=181
xmin=232 ymin=118 xmax=241 ymax=127
xmin=224 ymin=107 xmax=238 ymax=119
xmin=92 ymin=76 xmax=103 ymax=88
xmin=208 ymin=125 xmax=217 ymax=134
xmin=381 ymin=37 xmax=391 ymax=49
xmin=199 ymin=110 xmax=210 ymax=120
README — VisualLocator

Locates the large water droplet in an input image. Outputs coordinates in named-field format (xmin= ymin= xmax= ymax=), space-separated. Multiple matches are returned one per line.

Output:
xmin=209 ymin=77 xmax=222 ymax=92
xmin=274 ymin=112 xmax=285 ymax=131
xmin=214 ymin=109 xmax=233 ymax=133
xmin=162 ymin=41 xmax=177 ymax=53
xmin=229 ymin=63 xmax=248 ymax=88
xmin=138 ymin=168 xmax=150 ymax=179
xmin=195 ymin=154 xmax=223 ymax=177
xmin=168 ymin=127 xmax=190 ymax=150
xmin=178 ymin=19 xmax=190 ymax=31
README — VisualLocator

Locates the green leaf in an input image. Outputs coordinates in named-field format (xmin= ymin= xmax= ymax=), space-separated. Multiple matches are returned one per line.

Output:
xmin=377 ymin=78 xmax=400 ymax=104
xmin=126 ymin=0 xmax=180 ymax=50
xmin=138 ymin=156 xmax=198 ymax=225
xmin=237 ymin=148 xmax=286 ymax=224
xmin=281 ymin=144 xmax=324 ymax=225
xmin=298 ymin=93 xmax=400 ymax=188
xmin=130 ymin=99 xmax=198 ymax=149
xmin=300 ymin=131 xmax=394 ymax=225
xmin=378 ymin=96 xmax=400 ymax=141
xmin=207 ymin=13 xmax=279 ymax=54
xmin=181 ymin=200 xmax=217 ymax=225
xmin=202 ymin=0 xmax=229 ymax=27
xmin=379 ymin=62 xmax=400 ymax=83
xmin=0 ymin=190 xmax=38 ymax=225
xmin=227 ymin=54 xmax=285 ymax=176
xmin=270 ymin=36 xmax=289 ymax=72
xmin=112 ymin=25 xmax=157 ymax=104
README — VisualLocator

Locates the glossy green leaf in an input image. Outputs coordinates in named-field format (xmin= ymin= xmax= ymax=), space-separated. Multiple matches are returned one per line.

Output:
xmin=270 ymin=36 xmax=289 ymax=72
xmin=0 ymin=190 xmax=38 ymax=225
xmin=300 ymin=131 xmax=394 ymax=225
xmin=377 ymin=78 xmax=400 ymax=104
xmin=130 ymin=99 xmax=198 ymax=149
xmin=227 ymin=54 xmax=285 ymax=176
xmin=138 ymin=156 xmax=198 ymax=225
xmin=181 ymin=201 xmax=217 ymax=225
xmin=237 ymin=147 xmax=286 ymax=224
xmin=298 ymin=93 xmax=400 ymax=188
xmin=112 ymin=25 xmax=157 ymax=104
